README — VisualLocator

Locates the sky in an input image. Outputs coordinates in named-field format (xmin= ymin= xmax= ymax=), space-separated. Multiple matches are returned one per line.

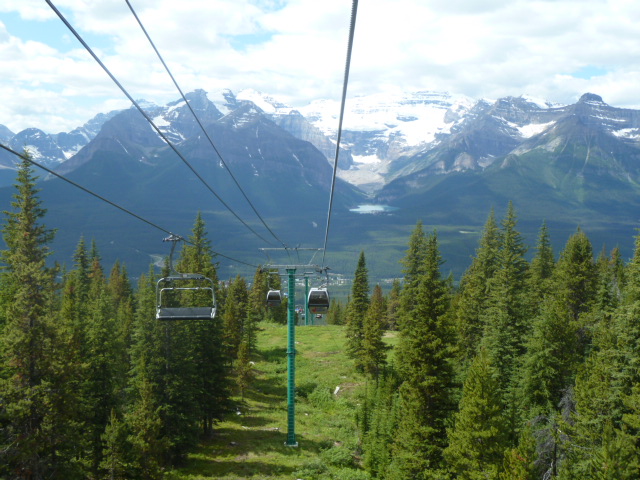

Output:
xmin=2 ymin=0 xmax=640 ymax=134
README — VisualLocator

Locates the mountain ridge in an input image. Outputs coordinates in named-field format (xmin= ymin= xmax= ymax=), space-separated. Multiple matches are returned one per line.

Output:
xmin=2 ymin=89 xmax=640 ymax=280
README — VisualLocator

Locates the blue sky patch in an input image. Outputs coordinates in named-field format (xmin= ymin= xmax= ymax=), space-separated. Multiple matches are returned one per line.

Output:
xmin=2 ymin=12 xmax=113 ymax=54
xmin=572 ymin=65 xmax=609 ymax=79
xmin=225 ymin=32 xmax=274 ymax=52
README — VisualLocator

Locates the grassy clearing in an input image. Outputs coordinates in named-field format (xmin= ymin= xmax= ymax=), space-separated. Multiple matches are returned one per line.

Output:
xmin=166 ymin=322 xmax=374 ymax=480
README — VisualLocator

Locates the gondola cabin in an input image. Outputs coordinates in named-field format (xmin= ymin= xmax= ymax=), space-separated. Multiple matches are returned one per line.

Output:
xmin=266 ymin=289 xmax=282 ymax=307
xmin=156 ymin=273 xmax=217 ymax=321
xmin=308 ymin=287 xmax=330 ymax=314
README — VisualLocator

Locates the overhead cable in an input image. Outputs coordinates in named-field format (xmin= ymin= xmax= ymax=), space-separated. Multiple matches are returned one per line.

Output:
xmin=321 ymin=0 xmax=359 ymax=268
xmin=125 ymin=0 xmax=288 ymax=250
xmin=45 ymin=0 xmax=273 ymax=247
xmin=0 ymin=144 xmax=260 ymax=269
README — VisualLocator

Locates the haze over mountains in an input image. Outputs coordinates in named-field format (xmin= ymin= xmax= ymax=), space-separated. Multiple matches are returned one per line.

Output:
xmin=1 ymin=89 xmax=640 ymax=279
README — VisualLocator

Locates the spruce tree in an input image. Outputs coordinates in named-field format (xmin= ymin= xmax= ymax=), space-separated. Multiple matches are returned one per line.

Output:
xmin=481 ymin=202 xmax=530 ymax=387
xmin=553 ymin=228 xmax=597 ymax=325
xmin=519 ymin=297 xmax=582 ymax=414
xmin=386 ymin=278 xmax=402 ymax=330
xmin=527 ymin=220 xmax=555 ymax=308
xmin=0 ymin=156 xmax=76 ymax=477
xmin=362 ymin=284 xmax=388 ymax=378
xmin=453 ymin=209 xmax=501 ymax=364
xmin=127 ymin=267 xmax=200 ymax=468
xmin=124 ymin=271 xmax=167 ymax=476
xmin=389 ymin=231 xmax=455 ymax=479
xmin=400 ymin=221 xmax=427 ymax=305
xmin=362 ymin=371 xmax=401 ymax=478
xmin=175 ymin=213 xmax=230 ymax=436
xmin=478 ymin=203 xmax=529 ymax=442
xmin=222 ymin=275 xmax=249 ymax=361
xmin=326 ymin=298 xmax=345 ymax=325
xmin=444 ymin=348 xmax=509 ymax=480
xmin=345 ymin=251 xmax=370 ymax=367
xmin=83 ymin=249 xmax=128 ymax=477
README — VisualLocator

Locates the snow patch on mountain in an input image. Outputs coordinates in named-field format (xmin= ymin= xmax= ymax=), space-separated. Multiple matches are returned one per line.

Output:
xmin=612 ymin=128 xmax=640 ymax=140
xmin=294 ymin=91 xmax=474 ymax=142
xmin=25 ymin=145 xmax=43 ymax=160
xmin=518 ymin=121 xmax=556 ymax=138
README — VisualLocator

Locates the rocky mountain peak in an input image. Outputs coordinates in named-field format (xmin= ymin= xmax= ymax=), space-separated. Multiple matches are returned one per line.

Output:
xmin=578 ymin=92 xmax=605 ymax=104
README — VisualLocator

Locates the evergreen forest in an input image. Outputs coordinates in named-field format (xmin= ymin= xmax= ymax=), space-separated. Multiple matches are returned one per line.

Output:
xmin=2 ymin=158 xmax=640 ymax=479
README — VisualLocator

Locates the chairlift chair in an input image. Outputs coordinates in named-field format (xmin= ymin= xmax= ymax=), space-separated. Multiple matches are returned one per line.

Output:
xmin=156 ymin=273 xmax=217 ymax=321
xmin=307 ymin=287 xmax=330 ymax=314
xmin=266 ymin=289 xmax=282 ymax=307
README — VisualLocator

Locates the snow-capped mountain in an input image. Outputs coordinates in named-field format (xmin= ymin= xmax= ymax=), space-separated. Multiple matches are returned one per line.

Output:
xmin=3 ymin=88 xmax=640 ymax=280
xmin=4 ymin=88 xmax=640 ymax=199
xmin=230 ymin=89 xmax=476 ymax=192
xmin=0 ymin=110 xmax=121 ymax=171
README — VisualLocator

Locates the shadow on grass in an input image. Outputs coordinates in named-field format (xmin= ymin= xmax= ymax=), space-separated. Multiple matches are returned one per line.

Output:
xmin=244 ymin=375 xmax=287 ymax=401
xmin=259 ymin=346 xmax=287 ymax=364
xmin=177 ymin=457 xmax=296 ymax=478
xmin=179 ymin=429 xmax=327 ymax=478
xmin=210 ymin=428 xmax=326 ymax=453
xmin=224 ymin=410 xmax=273 ymax=428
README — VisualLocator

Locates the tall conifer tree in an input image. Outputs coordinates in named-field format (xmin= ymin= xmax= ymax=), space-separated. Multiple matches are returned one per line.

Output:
xmin=480 ymin=203 xmax=529 ymax=440
xmin=481 ymin=202 xmax=529 ymax=385
xmin=527 ymin=220 xmax=555 ymax=309
xmin=454 ymin=209 xmax=501 ymax=364
xmin=389 ymin=231 xmax=455 ymax=479
xmin=0 ymin=157 xmax=76 ymax=477
xmin=345 ymin=251 xmax=370 ymax=367
xmin=175 ymin=213 xmax=230 ymax=436
xmin=362 ymin=284 xmax=388 ymax=377
xmin=444 ymin=348 xmax=509 ymax=479
xmin=400 ymin=221 xmax=427 ymax=306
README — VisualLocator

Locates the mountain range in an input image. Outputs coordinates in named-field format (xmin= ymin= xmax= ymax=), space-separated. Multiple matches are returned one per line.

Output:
xmin=1 ymin=89 xmax=639 ymax=280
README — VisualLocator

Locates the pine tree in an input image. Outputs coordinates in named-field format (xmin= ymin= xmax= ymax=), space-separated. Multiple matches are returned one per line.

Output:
xmin=108 ymin=260 xmax=135 ymax=356
xmin=0 ymin=156 xmax=78 ymax=477
xmin=236 ymin=336 xmax=254 ymax=400
xmin=127 ymin=268 xmax=201 ymax=468
xmin=386 ymin=278 xmax=402 ymax=330
xmin=100 ymin=409 xmax=132 ymax=480
xmin=500 ymin=422 xmax=538 ymax=480
xmin=362 ymin=284 xmax=388 ymax=377
xmin=481 ymin=202 xmax=530 ymax=387
xmin=345 ymin=251 xmax=370 ymax=367
xmin=444 ymin=348 xmax=509 ymax=480
xmin=222 ymin=275 xmax=249 ymax=361
xmin=248 ymin=267 xmax=268 ymax=324
xmin=175 ymin=213 xmax=230 ymax=437
xmin=400 ymin=221 xmax=427 ymax=305
xmin=527 ymin=220 xmax=555 ymax=309
xmin=361 ymin=371 xmax=401 ymax=478
xmin=623 ymin=232 xmax=640 ymax=304
xmin=553 ymin=228 xmax=597 ymax=326
xmin=454 ymin=209 xmax=501 ymax=364
xmin=326 ymin=298 xmax=345 ymax=325
xmin=478 ymin=204 xmax=530 ymax=442
xmin=124 ymin=271 xmax=168 ymax=476
xmin=389 ymin=231 xmax=455 ymax=479
xmin=519 ymin=297 xmax=582 ymax=415
xmin=84 ymin=249 xmax=129 ymax=477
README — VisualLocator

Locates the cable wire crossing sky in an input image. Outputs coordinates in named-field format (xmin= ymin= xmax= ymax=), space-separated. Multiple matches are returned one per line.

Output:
xmin=1 ymin=0 xmax=640 ymax=133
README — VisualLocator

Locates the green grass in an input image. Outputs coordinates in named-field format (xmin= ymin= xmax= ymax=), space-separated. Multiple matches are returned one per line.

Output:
xmin=166 ymin=322 xmax=385 ymax=480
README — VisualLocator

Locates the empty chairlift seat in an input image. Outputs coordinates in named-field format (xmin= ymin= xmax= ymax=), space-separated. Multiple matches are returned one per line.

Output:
xmin=308 ymin=288 xmax=330 ymax=314
xmin=266 ymin=289 xmax=282 ymax=307
xmin=156 ymin=273 xmax=217 ymax=321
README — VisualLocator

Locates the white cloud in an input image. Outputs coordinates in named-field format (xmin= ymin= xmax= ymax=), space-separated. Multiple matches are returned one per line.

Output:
xmin=2 ymin=0 xmax=640 ymax=132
